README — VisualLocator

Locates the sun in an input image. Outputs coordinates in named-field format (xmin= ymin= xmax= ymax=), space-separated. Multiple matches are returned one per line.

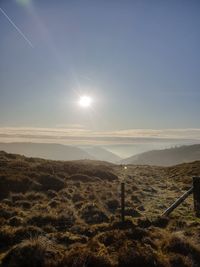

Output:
xmin=79 ymin=96 xmax=92 ymax=108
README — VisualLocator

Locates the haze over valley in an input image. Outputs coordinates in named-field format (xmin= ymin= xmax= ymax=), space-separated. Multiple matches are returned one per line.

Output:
xmin=1 ymin=142 xmax=200 ymax=166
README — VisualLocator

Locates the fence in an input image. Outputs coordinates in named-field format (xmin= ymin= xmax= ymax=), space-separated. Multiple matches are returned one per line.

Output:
xmin=120 ymin=176 xmax=200 ymax=223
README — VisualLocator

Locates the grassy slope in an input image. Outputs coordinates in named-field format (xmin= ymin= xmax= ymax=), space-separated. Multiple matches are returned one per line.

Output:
xmin=122 ymin=144 xmax=200 ymax=166
xmin=0 ymin=151 xmax=200 ymax=267
xmin=0 ymin=142 xmax=94 ymax=161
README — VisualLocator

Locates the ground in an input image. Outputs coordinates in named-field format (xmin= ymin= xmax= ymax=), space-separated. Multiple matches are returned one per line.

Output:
xmin=0 ymin=151 xmax=200 ymax=267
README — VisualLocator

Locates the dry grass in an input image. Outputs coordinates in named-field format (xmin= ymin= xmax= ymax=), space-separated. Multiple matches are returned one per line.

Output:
xmin=0 ymin=151 xmax=200 ymax=266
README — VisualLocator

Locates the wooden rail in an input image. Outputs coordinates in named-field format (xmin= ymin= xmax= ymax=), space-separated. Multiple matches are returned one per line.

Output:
xmin=162 ymin=187 xmax=193 ymax=216
xmin=120 ymin=176 xmax=200 ymax=222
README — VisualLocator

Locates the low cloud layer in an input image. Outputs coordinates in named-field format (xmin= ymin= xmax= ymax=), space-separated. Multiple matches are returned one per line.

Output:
xmin=0 ymin=127 xmax=200 ymax=145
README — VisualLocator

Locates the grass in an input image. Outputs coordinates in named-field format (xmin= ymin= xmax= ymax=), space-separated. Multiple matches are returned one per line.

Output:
xmin=0 ymin=151 xmax=200 ymax=266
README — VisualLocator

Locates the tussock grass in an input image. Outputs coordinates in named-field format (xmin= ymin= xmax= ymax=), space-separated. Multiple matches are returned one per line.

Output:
xmin=2 ymin=237 xmax=63 ymax=267
xmin=1 ymin=151 xmax=200 ymax=267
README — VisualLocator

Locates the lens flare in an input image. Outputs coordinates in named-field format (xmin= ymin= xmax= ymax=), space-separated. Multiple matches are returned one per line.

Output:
xmin=16 ymin=0 xmax=31 ymax=6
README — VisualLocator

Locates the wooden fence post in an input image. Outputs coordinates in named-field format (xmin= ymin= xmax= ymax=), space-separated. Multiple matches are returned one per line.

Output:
xmin=193 ymin=177 xmax=200 ymax=217
xmin=121 ymin=182 xmax=125 ymax=223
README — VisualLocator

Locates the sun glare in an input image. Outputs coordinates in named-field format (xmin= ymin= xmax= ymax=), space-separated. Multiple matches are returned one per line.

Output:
xmin=79 ymin=96 xmax=92 ymax=108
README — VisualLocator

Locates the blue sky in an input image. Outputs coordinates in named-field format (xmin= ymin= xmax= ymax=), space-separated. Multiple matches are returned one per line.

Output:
xmin=0 ymin=0 xmax=200 ymax=149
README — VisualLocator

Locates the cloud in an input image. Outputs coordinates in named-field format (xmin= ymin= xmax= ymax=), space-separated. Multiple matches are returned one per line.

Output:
xmin=0 ymin=127 xmax=200 ymax=145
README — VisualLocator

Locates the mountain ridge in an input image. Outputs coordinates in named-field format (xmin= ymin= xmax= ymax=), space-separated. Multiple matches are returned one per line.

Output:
xmin=122 ymin=144 xmax=200 ymax=166
xmin=0 ymin=142 xmax=93 ymax=161
xmin=0 ymin=142 xmax=121 ymax=163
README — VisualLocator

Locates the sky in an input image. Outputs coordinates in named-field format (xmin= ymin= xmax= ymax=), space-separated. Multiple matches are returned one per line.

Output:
xmin=0 ymin=0 xmax=200 ymax=155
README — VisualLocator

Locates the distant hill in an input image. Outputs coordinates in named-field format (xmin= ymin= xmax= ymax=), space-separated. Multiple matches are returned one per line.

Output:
xmin=122 ymin=144 xmax=200 ymax=166
xmin=0 ymin=142 xmax=93 ymax=161
xmin=82 ymin=146 xmax=122 ymax=163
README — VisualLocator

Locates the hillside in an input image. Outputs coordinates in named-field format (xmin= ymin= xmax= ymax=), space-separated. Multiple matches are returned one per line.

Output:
xmin=122 ymin=144 xmax=200 ymax=166
xmin=0 ymin=151 xmax=200 ymax=267
xmin=81 ymin=146 xmax=122 ymax=163
xmin=0 ymin=143 xmax=122 ymax=163
xmin=0 ymin=142 xmax=93 ymax=161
